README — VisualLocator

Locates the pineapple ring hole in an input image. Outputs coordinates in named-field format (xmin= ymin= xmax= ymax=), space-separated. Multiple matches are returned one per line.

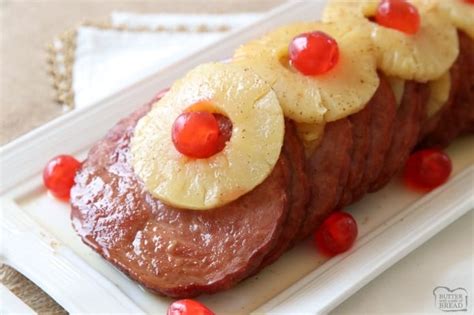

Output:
xmin=354 ymin=3 xmax=378 ymax=24
xmin=184 ymin=100 xmax=233 ymax=153
xmin=278 ymin=54 xmax=294 ymax=72
xmin=366 ymin=15 xmax=376 ymax=22
xmin=213 ymin=114 xmax=233 ymax=151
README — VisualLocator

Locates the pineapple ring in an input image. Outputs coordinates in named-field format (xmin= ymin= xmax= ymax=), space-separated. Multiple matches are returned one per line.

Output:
xmin=131 ymin=63 xmax=285 ymax=210
xmin=295 ymin=122 xmax=325 ymax=157
xmin=323 ymin=0 xmax=459 ymax=82
xmin=233 ymin=22 xmax=379 ymax=123
xmin=415 ymin=0 xmax=474 ymax=39
xmin=387 ymin=76 xmax=405 ymax=106
xmin=427 ymin=71 xmax=451 ymax=117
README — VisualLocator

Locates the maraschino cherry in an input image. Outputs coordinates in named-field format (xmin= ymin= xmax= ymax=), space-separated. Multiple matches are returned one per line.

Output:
xmin=289 ymin=31 xmax=339 ymax=76
xmin=403 ymin=149 xmax=452 ymax=192
xmin=167 ymin=299 xmax=215 ymax=315
xmin=375 ymin=0 xmax=421 ymax=35
xmin=43 ymin=155 xmax=81 ymax=200
xmin=314 ymin=211 xmax=358 ymax=256
xmin=172 ymin=111 xmax=221 ymax=159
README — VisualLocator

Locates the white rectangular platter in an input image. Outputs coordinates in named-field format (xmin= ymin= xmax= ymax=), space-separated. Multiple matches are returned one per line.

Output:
xmin=1 ymin=1 xmax=473 ymax=314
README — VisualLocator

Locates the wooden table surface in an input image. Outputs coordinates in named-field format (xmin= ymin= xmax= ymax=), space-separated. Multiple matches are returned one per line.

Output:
xmin=0 ymin=1 xmax=281 ymax=313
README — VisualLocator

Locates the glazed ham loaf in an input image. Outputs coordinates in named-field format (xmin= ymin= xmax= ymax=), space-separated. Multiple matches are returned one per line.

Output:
xmin=71 ymin=102 xmax=292 ymax=297
xmin=71 ymin=0 xmax=474 ymax=299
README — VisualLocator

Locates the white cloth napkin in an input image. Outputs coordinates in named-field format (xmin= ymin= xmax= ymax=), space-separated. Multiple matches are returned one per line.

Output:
xmin=111 ymin=12 xmax=262 ymax=31
xmin=72 ymin=12 xmax=262 ymax=109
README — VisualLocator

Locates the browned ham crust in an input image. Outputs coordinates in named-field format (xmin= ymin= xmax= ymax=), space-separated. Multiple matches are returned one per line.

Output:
xmin=345 ymin=73 xmax=397 ymax=205
xmin=337 ymin=101 xmax=371 ymax=208
xmin=296 ymin=118 xmax=353 ymax=240
xmin=370 ymin=81 xmax=429 ymax=191
xmin=257 ymin=121 xmax=310 ymax=269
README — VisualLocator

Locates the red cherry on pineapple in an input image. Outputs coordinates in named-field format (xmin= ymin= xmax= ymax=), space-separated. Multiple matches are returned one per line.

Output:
xmin=314 ymin=211 xmax=358 ymax=256
xmin=464 ymin=0 xmax=474 ymax=4
xmin=289 ymin=31 xmax=339 ymax=76
xmin=172 ymin=111 xmax=220 ymax=159
xmin=43 ymin=155 xmax=81 ymax=200
xmin=375 ymin=0 xmax=421 ymax=35
xmin=167 ymin=299 xmax=215 ymax=315
xmin=403 ymin=149 xmax=452 ymax=192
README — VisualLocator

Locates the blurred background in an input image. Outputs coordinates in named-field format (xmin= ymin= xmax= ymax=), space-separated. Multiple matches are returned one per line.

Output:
xmin=0 ymin=0 xmax=283 ymax=146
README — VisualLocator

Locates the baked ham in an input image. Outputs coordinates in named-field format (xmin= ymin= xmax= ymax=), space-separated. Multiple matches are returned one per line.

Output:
xmin=71 ymin=102 xmax=294 ymax=297
xmin=420 ymin=32 xmax=474 ymax=147
xmin=71 ymin=32 xmax=474 ymax=298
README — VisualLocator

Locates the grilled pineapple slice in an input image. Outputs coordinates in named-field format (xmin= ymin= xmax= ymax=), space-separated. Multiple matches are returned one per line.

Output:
xmin=233 ymin=22 xmax=379 ymax=123
xmin=323 ymin=0 xmax=459 ymax=82
xmin=131 ymin=63 xmax=284 ymax=210
xmin=427 ymin=71 xmax=451 ymax=117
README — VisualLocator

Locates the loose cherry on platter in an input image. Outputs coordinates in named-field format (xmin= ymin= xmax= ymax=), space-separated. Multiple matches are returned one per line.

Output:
xmin=167 ymin=299 xmax=215 ymax=315
xmin=172 ymin=111 xmax=221 ymax=159
xmin=43 ymin=155 xmax=81 ymax=200
xmin=403 ymin=148 xmax=452 ymax=192
xmin=375 ymin=0 xmax=421 ymax=35
xmin=289 ymin=31 xmax=339 ymax=76
xmin=314 ymin=211 xmax=358 ymax=257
